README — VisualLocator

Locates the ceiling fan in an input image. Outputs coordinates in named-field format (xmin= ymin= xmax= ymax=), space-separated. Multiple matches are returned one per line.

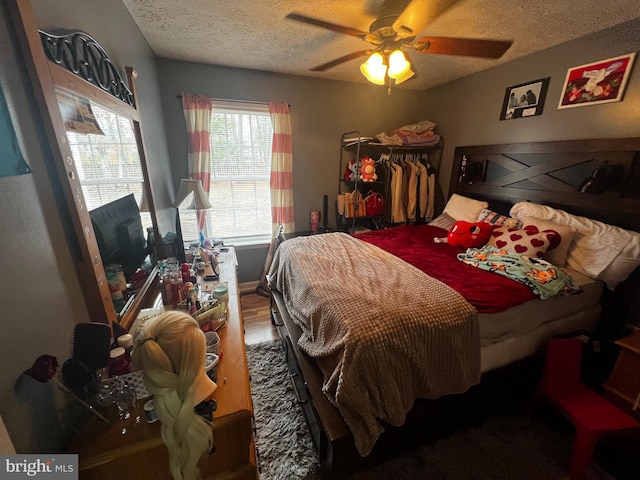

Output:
xmin=286 ymin=0 xmax=512 ymax=89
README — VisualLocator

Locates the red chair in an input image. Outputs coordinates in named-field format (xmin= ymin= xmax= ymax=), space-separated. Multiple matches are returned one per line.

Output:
xmin=530 ymin=337 xmax=640 ymax=480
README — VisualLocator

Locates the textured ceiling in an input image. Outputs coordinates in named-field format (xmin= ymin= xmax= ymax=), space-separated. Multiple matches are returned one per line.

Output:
xmin=121 ymin=0 xmax=640 ymax=91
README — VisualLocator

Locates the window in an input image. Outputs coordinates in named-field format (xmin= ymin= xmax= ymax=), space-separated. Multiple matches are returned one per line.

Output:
xmin=180 ymin=100 xmax=272 ymax=244
xmin=66 ymin=103 xmax=152 ymax=232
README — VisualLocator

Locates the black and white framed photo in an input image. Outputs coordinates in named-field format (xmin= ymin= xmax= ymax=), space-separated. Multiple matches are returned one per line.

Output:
xmin=500 ymin=77 xmax=550 ymax=120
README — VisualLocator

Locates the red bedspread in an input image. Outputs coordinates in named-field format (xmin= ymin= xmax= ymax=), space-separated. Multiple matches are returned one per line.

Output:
xmin=354 ymin=224 xmax=537 ymax=313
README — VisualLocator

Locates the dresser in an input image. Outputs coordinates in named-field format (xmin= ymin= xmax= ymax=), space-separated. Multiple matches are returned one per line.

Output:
xmin=69 ymin=248 xmax=257 ymax=480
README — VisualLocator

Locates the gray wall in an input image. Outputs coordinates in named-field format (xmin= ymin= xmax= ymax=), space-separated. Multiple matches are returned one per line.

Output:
xmin=422 ymin=16 xmax=640 ymax=194
xmin=156 ymin=59 xmax=430 ymax=281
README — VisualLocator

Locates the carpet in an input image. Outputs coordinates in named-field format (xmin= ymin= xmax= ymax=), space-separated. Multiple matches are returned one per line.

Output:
xmin=246 ymin=340 xmax=319 ymax=480
xmin=246 ymin=340 xmax=619 ymax=480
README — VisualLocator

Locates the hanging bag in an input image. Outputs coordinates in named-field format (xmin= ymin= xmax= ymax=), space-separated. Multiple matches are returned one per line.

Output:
xmin=344 ymin=189 xmax=366 ymax=218
xmin=364 ymin=191 xmax=385 ymax=216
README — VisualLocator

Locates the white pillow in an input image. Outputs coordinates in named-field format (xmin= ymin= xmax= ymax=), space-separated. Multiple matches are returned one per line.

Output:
xmin=443 ymin=194 xmax=489 ymax=223
xmin=510 ymin=201 xmax=640 ymax=287
xmin=599 ymin=235 xmax=640 ymax=290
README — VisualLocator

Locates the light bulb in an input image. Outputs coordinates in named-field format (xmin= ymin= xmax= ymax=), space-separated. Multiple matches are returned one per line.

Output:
xmin=360 ymin=52 xmax=387 ymax=85
xmin=388 ymin=50 xmax=411 ymax=79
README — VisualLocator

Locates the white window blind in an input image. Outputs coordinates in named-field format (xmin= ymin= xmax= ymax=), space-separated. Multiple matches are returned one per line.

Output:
xmin=183 ymin=100 xmax=272 ymax=243
xmin=66 ymin=103 xmax=152 ymax=232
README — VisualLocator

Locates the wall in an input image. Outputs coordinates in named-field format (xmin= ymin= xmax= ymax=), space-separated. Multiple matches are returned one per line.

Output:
xmin=421 ymin=16 xmax=640 ymax=195
xmin=0 ymin=0 xmax=170 ymax=453
xmin=156 ymin=59 xmax=430 ymax=281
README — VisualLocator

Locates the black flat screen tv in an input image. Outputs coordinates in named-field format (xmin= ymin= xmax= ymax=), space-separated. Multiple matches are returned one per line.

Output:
xmin=89 ymin=193 xmax=147 ymax=281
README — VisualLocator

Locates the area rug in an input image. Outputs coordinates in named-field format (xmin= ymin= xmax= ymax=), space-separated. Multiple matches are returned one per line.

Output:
xmin=246 ymin=340 xmax=618 ymax=480
xmin=246 ymin=340 xmax=319 ymax=480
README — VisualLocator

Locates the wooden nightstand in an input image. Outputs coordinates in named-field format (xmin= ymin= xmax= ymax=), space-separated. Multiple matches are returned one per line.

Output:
xmin=602 ymin=330 xmax=640 ymax=420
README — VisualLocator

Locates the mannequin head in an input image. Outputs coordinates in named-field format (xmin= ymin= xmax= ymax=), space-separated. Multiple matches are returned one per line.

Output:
xmin=134 ymin=310 xmax=216 ymax=480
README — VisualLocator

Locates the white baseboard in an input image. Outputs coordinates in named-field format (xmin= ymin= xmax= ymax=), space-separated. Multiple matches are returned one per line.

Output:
xmin=239 ymin=280 xmax=260 ymax=295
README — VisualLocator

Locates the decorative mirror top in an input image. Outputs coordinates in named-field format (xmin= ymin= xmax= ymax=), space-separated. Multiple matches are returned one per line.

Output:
xmin=38 ymin=29 xmax=135 ymax=107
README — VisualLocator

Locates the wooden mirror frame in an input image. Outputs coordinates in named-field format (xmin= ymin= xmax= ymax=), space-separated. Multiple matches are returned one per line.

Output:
xmin=10 ymin=0 xmax=162 ymax=328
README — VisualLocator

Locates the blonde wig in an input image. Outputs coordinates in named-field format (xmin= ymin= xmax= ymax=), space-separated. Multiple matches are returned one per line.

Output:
xmin=134 ymin=311 xmax=213 ymax=480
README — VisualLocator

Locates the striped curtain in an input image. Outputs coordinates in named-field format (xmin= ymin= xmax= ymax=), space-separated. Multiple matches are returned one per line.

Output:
xmin=258 ymin=101 xmax=295 ymax=294
xmin=181 ymin=93 xmax=212 ymax=231
xmin=268 ymin=101 xmax=295 ymax=233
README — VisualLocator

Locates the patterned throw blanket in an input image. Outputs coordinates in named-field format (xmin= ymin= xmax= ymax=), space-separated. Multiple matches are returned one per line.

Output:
xmin=268 ymin=232 xmax=479 ymax=456
xmin=457 ymin=246 xmax=582 ymax=299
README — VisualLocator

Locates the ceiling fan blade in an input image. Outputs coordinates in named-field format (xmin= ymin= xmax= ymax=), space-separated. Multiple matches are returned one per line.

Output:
xmin=393 ymin=0 xmax=461 ymax=39
xmin=414 ymin=36 xmax=512 ymax=58
xmin=310 ymin=50 xmax=371 ymax=72
xmin=286 ymin=12 xmax=368 ymax=39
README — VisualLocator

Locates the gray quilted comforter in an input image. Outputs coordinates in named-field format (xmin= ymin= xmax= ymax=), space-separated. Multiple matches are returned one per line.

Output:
xmin=268 ymin=232 xmax=479 ymax=456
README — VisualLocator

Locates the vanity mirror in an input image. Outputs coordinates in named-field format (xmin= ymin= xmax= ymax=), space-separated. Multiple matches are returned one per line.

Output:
xmin=11 ymin=0 xmax=162 ymax=329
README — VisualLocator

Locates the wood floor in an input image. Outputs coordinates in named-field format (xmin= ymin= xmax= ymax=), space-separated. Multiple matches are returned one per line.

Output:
xmin=240 ymin=292 xmax=278 ymax=345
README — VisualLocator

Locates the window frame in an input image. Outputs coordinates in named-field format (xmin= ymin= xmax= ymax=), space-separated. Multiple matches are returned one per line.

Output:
xmin=179 ymin=100 xmax=273 ymax=245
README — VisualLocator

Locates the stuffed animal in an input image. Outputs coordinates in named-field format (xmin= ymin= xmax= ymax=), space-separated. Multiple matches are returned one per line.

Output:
xmin=344 ymin=160 xmax=359 ymax=181
xmin=359 ymin=157 xmax=377 ymax=182
xmin=447 ymin=220 xmax=493 ymax=249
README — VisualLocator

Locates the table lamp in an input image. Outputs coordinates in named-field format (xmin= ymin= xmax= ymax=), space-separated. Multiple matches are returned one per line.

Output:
xmin=172 ymin=179 xmax=212 ymax=243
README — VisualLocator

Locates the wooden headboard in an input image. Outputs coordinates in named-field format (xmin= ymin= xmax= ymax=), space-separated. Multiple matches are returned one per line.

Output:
xmin=449 ymin=138 xmax=640 ymax=232
xmin=449 ymin=137 xmax=640 ymax=338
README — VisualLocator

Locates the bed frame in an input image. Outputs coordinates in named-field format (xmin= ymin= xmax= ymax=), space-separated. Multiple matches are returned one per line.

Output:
xmin=270 ymin=137 xmax=640 ymax=479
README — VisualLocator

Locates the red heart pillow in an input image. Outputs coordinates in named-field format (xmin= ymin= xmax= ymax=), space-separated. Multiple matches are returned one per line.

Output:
xmin=448 ymin=221 xmax=493 ymax=249
xmin=488 ymin=226 xmax=557 ymax=258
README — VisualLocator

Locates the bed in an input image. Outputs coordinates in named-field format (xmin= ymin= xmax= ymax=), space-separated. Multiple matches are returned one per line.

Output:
xmin=268 ymin=138 xmax=640 ymax=479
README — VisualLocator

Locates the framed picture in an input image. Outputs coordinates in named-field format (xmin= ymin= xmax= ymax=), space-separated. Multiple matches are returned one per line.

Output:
xmin=500 ymin=77 xmax=550 ymax=120
xmin=558 ymin=53 xmax=636 ymax=109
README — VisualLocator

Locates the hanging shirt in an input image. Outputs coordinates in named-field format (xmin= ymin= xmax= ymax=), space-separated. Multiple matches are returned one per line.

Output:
xmin=389 ymin=162 xmax=405 ymax=223
xmin=414 ymin=161 xmax=428 ymax=220
xmin=406 ymin=161 xmax=418 ymax=222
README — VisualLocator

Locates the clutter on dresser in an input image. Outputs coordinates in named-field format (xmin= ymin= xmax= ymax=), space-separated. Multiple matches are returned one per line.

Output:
xmin=105 ymin=262 xmax=145 ymax=312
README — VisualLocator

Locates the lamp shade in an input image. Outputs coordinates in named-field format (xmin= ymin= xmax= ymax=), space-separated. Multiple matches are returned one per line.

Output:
xmin=394 ymin=67 xmax=415 ymax=85
xmin=387 ymin=50 xmax=411 ymax=79
xmin=360 ymin=52 xmax=387 ymax=85
xmin=172 ymin=179 xmax=212 ymax=209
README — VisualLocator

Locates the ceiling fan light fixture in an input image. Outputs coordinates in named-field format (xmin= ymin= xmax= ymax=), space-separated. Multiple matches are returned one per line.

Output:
xmin=387 ymin=49 xmax=411 ymax=79
xmin=394 ymin=67 xmax=415 ymax=85
xmin=360 ymin=52 xmax=387 ymax=85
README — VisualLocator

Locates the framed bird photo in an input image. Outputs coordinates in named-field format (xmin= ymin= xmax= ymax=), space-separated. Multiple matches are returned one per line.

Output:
xmin=558 ymin=53 xmax=636 ymax=109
